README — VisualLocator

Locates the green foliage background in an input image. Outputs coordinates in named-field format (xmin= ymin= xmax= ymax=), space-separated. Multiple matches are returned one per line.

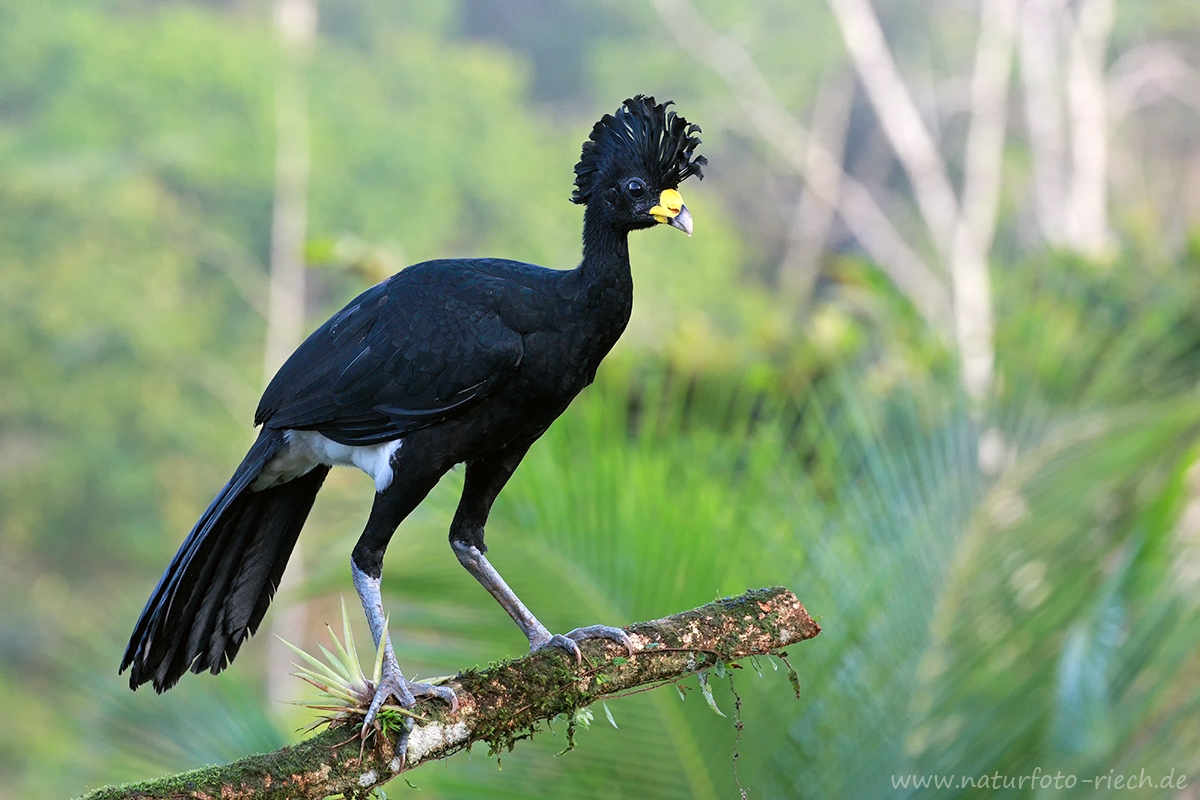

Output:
xmin=2 ymin=1 xmax=1199 ymax=797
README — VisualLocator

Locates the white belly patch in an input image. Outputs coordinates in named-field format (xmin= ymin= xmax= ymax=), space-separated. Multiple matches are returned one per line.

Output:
xmin=251 ymin=430 xmax=403 ymax=493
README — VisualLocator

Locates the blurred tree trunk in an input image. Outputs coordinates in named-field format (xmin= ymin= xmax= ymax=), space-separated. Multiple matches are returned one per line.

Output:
xmin=264 ymin=0 xmax=317 ymax=712
xmin=654 ymin=0 xmax=1021 ymax=405
xmin=1019 ymin=0 xmax=1069 ymax=246
xmin=1063 ymin=0 xmax=1115 ymax=257
xmin=650 ymin=0 xmax=954 ymax=337
xmin=826 ymin=0 xmax=1018 ymax=407
xmin=1018 ymin=0 xmax=1115 ymax=257
xmin=652 ymin=0 xmax=1137 ymax=408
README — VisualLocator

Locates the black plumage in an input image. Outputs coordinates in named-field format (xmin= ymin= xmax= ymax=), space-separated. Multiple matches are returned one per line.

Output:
xmin=122 ymin=96 xmax=706 ymax=726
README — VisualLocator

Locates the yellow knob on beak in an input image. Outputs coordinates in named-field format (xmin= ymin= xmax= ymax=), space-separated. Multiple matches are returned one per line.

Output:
xmin=649 ymin=188 xmax=693 ymax=236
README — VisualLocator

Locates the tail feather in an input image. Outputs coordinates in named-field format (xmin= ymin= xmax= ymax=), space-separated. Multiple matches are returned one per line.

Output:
xmin=121 ymin=429 xmax=330 ymax=692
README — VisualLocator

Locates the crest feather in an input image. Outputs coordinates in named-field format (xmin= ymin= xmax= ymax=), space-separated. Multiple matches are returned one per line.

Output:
xmin=572 ymin=95 xmax=706 ymax=205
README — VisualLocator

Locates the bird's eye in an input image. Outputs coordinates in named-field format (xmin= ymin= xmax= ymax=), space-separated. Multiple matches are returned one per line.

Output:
xmin=626 ymin=179 xmax=646 ymax=199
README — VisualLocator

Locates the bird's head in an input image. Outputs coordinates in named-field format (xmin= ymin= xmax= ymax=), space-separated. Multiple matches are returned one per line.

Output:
xmin=572 ymin=95 xmax=706 ymax=236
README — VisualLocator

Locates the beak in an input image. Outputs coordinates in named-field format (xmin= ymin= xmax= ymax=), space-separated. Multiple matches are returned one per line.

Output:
xmin=649 ymin=188 xmax=694 ymax=237
xmin=666 ymin=204 xmax=693 ymax=236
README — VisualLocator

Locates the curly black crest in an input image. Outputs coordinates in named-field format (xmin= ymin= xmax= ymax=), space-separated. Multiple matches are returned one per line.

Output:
xmin=572 ymin=95 xmax=706 ymax=205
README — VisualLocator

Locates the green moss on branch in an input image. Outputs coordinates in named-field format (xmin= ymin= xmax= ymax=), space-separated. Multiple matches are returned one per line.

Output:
xmin=77 ymin=586 xmax=820 ymax=800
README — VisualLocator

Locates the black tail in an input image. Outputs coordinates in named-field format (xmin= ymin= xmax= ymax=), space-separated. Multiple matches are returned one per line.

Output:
xmin=121 ymin=428 xmax=329 ymax=692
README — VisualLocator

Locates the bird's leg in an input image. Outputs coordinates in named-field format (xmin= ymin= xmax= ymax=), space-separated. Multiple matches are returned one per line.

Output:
xmin=349 ymin=459 xmax=457 ymax=758
xmin=351 ymin=559 xmax=458 ymax=745
xmin=450 ymin=541 xmax=632 ymax=661
xmin=450 ymin=540 xmax=553 ymax=646
xmin=450 ymin=451 xmax=634 ymax=663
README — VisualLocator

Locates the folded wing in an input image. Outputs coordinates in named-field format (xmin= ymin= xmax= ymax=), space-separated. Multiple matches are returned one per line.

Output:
xmin=256 ymin=268 xmax=524 ymax=445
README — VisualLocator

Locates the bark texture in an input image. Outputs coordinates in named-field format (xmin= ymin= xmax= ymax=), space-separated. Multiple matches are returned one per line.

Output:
xmin=77 ymin=586 xmax=820 ymax=800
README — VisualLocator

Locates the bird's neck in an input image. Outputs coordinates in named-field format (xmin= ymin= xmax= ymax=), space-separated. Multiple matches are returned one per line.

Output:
xmin=579 ymin=209 xmax=632 ymax=289
xmin=569 ymin=207 xmax=634 ymax=351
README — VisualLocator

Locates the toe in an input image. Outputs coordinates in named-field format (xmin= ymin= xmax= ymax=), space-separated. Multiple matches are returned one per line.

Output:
xmin=362 ymin=689 xmax=389 ymax=731
xmin=567 ymin=624 xmax=634 ymax=656
xmin=535 ymin=633 xmax=583 ymax=664
xmin=408 ymin=681 xmax=459 ymax=714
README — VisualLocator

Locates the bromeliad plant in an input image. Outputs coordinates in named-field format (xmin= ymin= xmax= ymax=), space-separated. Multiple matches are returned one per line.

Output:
xmin=280 ymin=599 xmax=443 ymax=739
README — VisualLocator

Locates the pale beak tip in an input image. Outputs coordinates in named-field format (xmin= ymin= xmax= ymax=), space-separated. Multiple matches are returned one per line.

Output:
xmin=668 ymin=204 xmax=694 ymax=237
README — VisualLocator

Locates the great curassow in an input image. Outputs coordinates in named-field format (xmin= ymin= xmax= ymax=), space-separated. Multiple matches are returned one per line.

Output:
xmin=121 ymin=95 xmax=706 ymax=752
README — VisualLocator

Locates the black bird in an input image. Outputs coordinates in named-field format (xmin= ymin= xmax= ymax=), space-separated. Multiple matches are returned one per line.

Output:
xmin=121 ymin=96 xmax=706 ymax=736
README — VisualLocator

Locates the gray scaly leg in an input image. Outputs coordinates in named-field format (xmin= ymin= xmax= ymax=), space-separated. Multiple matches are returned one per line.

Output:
xmin=451 ymin=541 xmax=633 ymax=663
xmin=351 ymin=559 xmax=457 ymax=754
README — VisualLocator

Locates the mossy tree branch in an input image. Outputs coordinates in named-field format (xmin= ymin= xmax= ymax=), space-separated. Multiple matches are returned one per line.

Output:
xmin=78 ymin=587 xmax=820 ymax=800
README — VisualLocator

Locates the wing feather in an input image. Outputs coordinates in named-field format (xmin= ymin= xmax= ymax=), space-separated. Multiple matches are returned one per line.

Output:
xmin=256 ymin=261 xmax=528 ymax=445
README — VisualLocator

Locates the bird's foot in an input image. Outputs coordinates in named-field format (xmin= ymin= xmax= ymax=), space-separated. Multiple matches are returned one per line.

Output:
xmin=362 ymin=654 xmax=458 ymax=767
xmin=532 ymin=624 xmax=634 ymax=664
